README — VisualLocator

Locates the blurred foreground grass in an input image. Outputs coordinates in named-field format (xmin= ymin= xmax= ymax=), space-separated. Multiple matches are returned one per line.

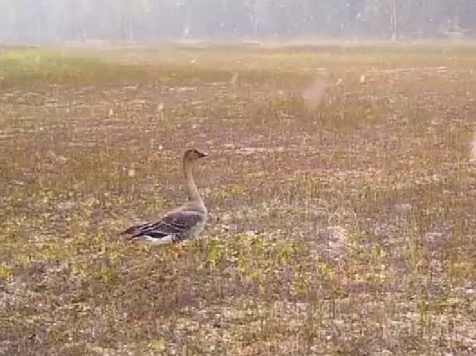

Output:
xmin=1 ymin=43 xmax=476 ymax=356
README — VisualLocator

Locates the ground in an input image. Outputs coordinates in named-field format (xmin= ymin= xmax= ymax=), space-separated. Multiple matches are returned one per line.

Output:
xmin=1 ymin=41 xmax=476 ymax=356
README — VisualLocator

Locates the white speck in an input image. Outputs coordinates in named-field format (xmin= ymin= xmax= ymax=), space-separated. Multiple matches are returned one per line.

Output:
xmin=471 ymin=130 xmax=476 ymax=161
xmin=424 ymin=232 xmax=443 ymax=243
xmin=221 ymin=213 xmax=232 ymax=223
xmin=128 ymin=169 xmax=136 ymax=177
xmin=47 ymin=150 xmax=68 ymax=164
xmin=57 ymin=202 xmax=74 ymax=211
xmin=230 ymin=72 xmax=239 ymax=87
xmin=395 ymin=203 xmax=412 ymax=211
xmin=302 ymin=78 xmax=328 ymax=112
xmin=157 ymin=103 xmax=165 ymax=120
xmin=465 ymin=289 xmax=476 ymax=296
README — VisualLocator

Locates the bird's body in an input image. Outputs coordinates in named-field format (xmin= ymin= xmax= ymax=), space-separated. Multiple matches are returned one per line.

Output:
xmin=122 ymin=149 xmax=208 ymax=245
xmin=122 ymin=205 xmax=206 ymax=245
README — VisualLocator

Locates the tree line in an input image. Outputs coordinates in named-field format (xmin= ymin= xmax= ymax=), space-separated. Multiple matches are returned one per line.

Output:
xmin=1 ymin=0 xmax=475 ymax=44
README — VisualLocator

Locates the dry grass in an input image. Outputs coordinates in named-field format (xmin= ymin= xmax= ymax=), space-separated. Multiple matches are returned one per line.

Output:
xmin=1 ymin=44 xmax=476 ymax=356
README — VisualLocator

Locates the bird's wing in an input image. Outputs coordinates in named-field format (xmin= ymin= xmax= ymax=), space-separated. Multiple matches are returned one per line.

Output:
xmin=122 ymin=209 xmax=204 ymax=244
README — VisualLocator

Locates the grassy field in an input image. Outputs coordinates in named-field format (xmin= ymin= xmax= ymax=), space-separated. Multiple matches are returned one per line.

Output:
xmin=1 ymin=43 xmax=476 ymax=356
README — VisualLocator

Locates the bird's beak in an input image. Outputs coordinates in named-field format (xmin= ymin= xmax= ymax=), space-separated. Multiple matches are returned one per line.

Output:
xmin=199 ymin=152 xmax=208 ymax=158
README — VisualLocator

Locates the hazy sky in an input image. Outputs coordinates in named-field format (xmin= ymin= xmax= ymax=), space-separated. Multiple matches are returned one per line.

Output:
xmin=0 ymin=0 xmax=472 ymax=43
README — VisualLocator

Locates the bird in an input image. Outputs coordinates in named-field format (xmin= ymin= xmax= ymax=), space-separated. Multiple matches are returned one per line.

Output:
xmin=121 ymin=148 xmax=208 ymax=249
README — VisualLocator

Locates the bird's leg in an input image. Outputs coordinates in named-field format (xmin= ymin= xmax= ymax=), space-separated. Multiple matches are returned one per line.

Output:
xmin=197 ymin=238 xmax=207 ymax=254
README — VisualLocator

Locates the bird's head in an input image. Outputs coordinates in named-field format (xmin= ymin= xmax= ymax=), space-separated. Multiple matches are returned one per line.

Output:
xmin=183 ymin=148 xmax=208 ymax=163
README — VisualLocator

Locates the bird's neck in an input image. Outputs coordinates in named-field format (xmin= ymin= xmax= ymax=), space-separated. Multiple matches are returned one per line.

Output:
xmin=184 ymin=160 xmax=204 ymax=208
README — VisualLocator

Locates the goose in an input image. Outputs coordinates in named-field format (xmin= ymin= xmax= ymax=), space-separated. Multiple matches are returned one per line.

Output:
xmin=122 ymin=148 xmax=208 ymax=246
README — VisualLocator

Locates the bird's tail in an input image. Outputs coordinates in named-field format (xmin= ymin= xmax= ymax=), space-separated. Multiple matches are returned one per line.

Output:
xmin=121 ymin=225 xmax=138 ymax=236
xmin=120 ymin=222 xmax=151 ymax=240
